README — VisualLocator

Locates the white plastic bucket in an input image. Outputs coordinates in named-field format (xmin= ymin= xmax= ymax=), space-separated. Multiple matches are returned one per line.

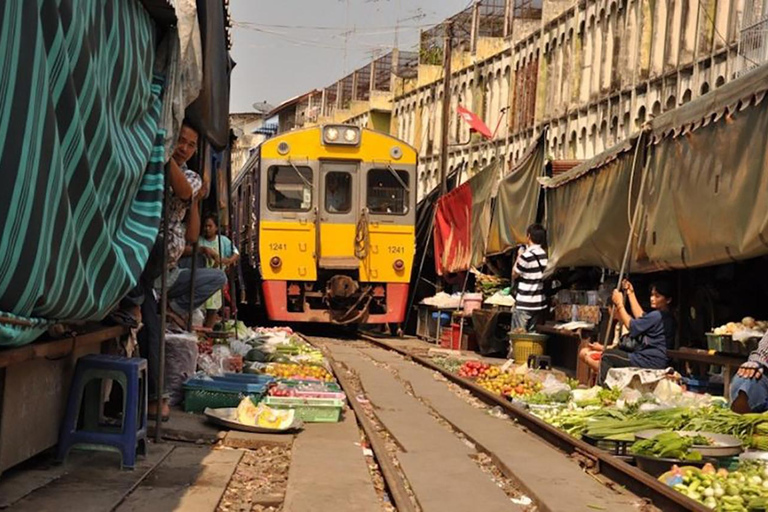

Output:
xmin=462 ymin=293 xmax=483 ymax=316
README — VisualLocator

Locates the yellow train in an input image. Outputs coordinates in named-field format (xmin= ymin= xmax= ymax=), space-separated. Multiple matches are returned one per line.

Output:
xmin=232 ymin=125 xmax=417 ymax=325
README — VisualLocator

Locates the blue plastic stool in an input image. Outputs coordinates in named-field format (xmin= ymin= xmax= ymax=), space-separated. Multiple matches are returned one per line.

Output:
xmin=57 ymin=354 xmax=148 ymax=469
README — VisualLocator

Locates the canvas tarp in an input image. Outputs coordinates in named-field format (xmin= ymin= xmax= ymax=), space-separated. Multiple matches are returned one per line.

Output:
xmin=486 ymin=132 xmax=546 ymax=255
xmin=156 ymin=0 xmax=203 ymax=161
xmin=187 ymin=0 xmax=231 ymax=151
xmin=544 ymin=140 xmax=641 ymax=273
xmin=434 ymin=164 xmax=496 ymax=275
xmin=542 ymin=62 xmax=768 ymax=273
xmin=638 ymin=69 xmax=768 ymax=269
xmin=0 ymin=0 xmax=166 ymax=346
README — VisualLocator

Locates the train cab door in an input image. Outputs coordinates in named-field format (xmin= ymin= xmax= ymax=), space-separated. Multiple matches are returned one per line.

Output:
xmin=318 ymin=162 xmax=359 ymax=270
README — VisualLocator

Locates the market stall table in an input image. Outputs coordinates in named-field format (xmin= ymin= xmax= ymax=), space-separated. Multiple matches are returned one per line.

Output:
xmin=536 ymin=323 xmax=597 ymax=384
xmin=667 ymin=348 xmax=745 ymax=395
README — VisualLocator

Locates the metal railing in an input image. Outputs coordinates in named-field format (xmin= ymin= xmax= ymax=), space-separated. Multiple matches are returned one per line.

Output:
xmin=737 ymin=0 xmax=768 ymax=76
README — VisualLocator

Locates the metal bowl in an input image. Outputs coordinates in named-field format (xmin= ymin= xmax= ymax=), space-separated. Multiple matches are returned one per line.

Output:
xmin=634 ymin=429 xmax=743 ymax=457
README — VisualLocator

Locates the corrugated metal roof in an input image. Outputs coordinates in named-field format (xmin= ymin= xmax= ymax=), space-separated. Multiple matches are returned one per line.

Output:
xmin=550 ymin=160 xmax=581 ymax=176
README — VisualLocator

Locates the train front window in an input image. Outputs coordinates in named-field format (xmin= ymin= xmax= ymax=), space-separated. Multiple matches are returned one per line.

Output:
xmin=325 ymin=172 xmax=352 ymax=214
xmin=267 ymin=165 xmax=313 ymax=212
xmin=367 ymin=168 xmax=409 ymax=215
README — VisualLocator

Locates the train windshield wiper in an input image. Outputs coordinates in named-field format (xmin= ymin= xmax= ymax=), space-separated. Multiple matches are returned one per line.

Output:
xmin=386 ymin=165 xmax=410 ymax=193
xmin=287 ymin=160 xmax=312 ymax=189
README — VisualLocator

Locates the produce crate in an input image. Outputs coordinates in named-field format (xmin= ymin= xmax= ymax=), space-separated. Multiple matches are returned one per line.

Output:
xmin=263 ymin=396 xmax=344 ymax=423
xmin=183 ymin=376 xmax=271 ymax=413
xmin=706 ymin=333 xmax=729 ymax=352
xmin=269 ymin=380 xmax=346 ymax=400
xmin=209 ymin=373 xmax=275 ymax=385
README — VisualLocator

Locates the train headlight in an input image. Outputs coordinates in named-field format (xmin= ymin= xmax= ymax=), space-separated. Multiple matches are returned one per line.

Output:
xmin=270 ymin=256 xmax=282 ymax=269
xmin=325 ymin=127 xmax=339 ymax=142
xmin=323 ymin=125 xmax=360 ymax=146
xmin=344 ymin=128 xmax=357 ymax=143
xmin=393 ymin=259 xmax=405 ymax=271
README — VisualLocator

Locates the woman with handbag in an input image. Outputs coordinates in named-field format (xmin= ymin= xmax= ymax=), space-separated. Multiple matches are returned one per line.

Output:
xmin=579 ymin=279 xmax=675 ymax=385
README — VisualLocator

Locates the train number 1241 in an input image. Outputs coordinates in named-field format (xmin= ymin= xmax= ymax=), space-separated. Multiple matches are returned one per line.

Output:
xmin=269 ymin=243 xmax=287 ymax=251
xmin=388 ymin=246 xmax=405 ymax=254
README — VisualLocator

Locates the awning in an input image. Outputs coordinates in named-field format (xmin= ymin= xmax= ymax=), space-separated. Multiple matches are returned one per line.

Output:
xmin=545 ymin=143 xmax=643 ymax=272
xmin=186 ymin=0 xmax=232 ymax=151
xmin=434 ymin=164 xmax=497 ymax=275
xmin=638 ymin=64 xmax=768 ymax=269
xmin=542 ymin=62 xmax=768 ymax=273
xmin=486 ymin=132 xmax=547 ymax=256
xmin=0 ymin=0 xmax=166 ymax=346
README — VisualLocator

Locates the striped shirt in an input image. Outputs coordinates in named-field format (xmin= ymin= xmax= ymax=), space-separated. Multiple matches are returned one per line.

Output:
xmin=515 ymin=245 xmax=548 ymax=311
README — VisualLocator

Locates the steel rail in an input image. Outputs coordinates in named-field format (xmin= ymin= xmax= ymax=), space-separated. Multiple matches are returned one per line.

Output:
xmin=325 ymin=356 xmax=418 ymax=512
xmin=358 ymin=334 xmax=709 ymax=512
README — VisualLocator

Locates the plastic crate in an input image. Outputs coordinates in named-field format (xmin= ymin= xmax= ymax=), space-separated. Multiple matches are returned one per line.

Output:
xmin=269 ymin=380 xmax=345 ymax=400
xmin=706 ymin=333 xmax=728 ymax=352
xmin=263 ymin=396 xmax=344 ymax=423
xmin=183 ymin=376 xmax=271 ymax=413
xmin=209 ymin=373 xmax=274 ymax=385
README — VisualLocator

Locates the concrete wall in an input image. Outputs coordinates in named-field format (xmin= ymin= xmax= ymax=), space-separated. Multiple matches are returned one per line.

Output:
xmin=391 ymin=0 xmax=745 ymax=200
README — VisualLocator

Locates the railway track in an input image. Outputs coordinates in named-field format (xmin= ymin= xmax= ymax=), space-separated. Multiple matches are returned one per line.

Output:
xmin=303 ymin=332 xmax=708 ymax=512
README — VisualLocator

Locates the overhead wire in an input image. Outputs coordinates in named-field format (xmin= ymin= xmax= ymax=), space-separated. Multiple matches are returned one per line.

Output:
xmin=698 ymin=2 xmax=761 ymax=69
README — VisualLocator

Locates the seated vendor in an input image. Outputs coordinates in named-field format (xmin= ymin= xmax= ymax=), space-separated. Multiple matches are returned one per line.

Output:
xmin=579 ymin=279 xmax=675 ymax=385
xmin=731 ymin=333 xmax=768 ymax=413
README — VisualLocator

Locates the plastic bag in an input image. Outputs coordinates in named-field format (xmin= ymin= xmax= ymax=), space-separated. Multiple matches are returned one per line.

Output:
xmin=197 ymin=345 xmax=233 ymax=376
xmin=165 ymin=333 xmax=199 ymax=406
xmin=541 ymin=374 xmax=571 ymax=396
xmin=229 ymin=339 xmax=252 ymax=357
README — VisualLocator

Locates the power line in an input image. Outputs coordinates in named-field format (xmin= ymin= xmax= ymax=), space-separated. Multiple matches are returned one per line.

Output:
xmin=698 ymin=2 xmax=761 ymax=69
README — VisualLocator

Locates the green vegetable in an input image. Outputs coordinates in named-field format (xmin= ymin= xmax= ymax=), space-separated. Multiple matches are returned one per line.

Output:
xmin=630 ymin=432 xmax=702 ymax=461
xmin=245 ymin=348 xmax=268 ymax=362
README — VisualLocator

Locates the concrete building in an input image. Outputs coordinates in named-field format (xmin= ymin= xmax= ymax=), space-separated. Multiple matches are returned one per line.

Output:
xmin=230 ymin=101 xmax=274 ymax=181
xmin=273 ymin=0 xmax=752 ymax=201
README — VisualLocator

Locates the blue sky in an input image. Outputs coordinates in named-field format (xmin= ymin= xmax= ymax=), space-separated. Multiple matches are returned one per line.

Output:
xmin=228 ymin=0 xmax=471 ymax=112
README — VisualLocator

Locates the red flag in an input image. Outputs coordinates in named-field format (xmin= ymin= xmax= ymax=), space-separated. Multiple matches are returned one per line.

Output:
xmin=457 ymin=105 xmax=493 ymax=139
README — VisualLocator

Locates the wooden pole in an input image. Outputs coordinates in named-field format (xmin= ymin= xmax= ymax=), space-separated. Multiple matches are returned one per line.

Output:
xmin=439 ymin=22 xmax=453 ymax=198
xmin=155 ymin=163 xmax=171 ymax=441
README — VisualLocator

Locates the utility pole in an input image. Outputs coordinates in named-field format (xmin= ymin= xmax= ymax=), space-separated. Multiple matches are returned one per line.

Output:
xmin=439 ymin=21 xmax=453 ymax=197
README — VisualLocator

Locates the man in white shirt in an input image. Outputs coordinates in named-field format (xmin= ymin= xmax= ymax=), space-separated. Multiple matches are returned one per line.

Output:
xmin=512 ymin=223 xmax=549 ymax=331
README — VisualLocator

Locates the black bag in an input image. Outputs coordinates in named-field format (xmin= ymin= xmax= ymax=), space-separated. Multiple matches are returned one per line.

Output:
xmin=617 ymin=334 xmax=642 ymax=353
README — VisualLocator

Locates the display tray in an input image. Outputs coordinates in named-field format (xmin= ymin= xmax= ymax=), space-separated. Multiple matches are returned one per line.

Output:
xmin=203 ymin=407 xmax=304 ymax=434
xmin=634 ymin=430 xmax=743 ymax=457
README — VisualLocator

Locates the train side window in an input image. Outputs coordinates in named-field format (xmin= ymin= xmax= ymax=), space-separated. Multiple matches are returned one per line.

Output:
xmin=267 ymin=165 xmax=313 ymax=212
xmin=325 ymin=172 xmax=352 ymax=214
xmin=367 ymin=168 xmax=409 ymax=215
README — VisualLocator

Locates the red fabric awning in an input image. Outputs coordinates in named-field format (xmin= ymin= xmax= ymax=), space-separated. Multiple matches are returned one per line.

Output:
xmin=433 ymin=165 xmax=496 ymax=275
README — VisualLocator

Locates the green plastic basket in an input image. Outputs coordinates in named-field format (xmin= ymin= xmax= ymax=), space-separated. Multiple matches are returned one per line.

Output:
xmin=263 ymin=396 xmax=344 ymax=423
xmin=184 ymin=389 xmax=266 ymax=413
xmin=184 ymin=388 xmax=241 ymax=413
